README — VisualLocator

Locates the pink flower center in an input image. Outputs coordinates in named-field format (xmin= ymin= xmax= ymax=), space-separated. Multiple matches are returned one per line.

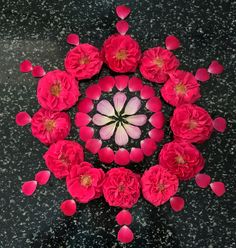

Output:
xmin=79 ymin=56 xmax=90 ymax=65
xmin=116 ymin=50 xmax=128 ymax=60
xmin=188 ymin=119 xmax=198 ymax=130
xmin=175 ymin=83 xmax=186 ymax=95
xmin=156 ymin=183 xmax=165 ymax=192
xmin=80 ymin=175 xmax=92 ymax=187
xmin=118 ymin=184 xmax=125 ymax=192
xmin=50 ymin=82 xmax=61 ymax=97
xmin=175 ymin=155 xmax=185 ymax=164
xmin=59 ymin=154 xmax=70 ymax=165
xmin=153 ymin=57 xmax=164 ymax=68
xmin=44 ymin=119 xmax=56 ymax=132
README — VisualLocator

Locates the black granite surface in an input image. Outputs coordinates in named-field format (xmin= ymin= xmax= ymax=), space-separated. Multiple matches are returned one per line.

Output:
xmin=0 ymin=0 xmax=236 ymax=247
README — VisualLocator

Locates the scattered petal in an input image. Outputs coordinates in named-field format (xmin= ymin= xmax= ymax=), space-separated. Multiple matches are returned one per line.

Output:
xmin=148 ymin=128 xmax=164 ymax=142
xmin=170 ymin=196 xmax=185 ymax=212
xmin=195 ymin=173 xmax=211 ymax=188
xmin=116 ymin=20 xmax=129 ymax=35
xmin=75 ymin=112 xmax=91 ymax=127
xmin=213 ymin=117 xmax=227 ymax=133
xmin=79 ymin=126 xmax=94 ymax=142
xmin=113 ymin=92 xmax=127 ymax=113
xmin=21 ymin=180 xmax=37 ymax=196
xmin=149 ymin=112 xmax=165 ymax=129
xmin=146 ymin=97 xmax=162 ymax=112
xmin=98 ymin=76 xmax=115 ymax=92
xmin=210 ymin=182 xmax=226 ymax=197
xmin=165 ymin=35 xmax=180 ymax=50
xmin=123 ymin=124 xmax=141 ymax=139
xmin=116 ymin=5 xmax=131 ymax=20
xmin=195 ymin=68 xmax=210 ymax=82
xmin=114 ymin=148 xmax=130 ymax=166
xmin=66 ymin=33 xmax=80 ymax=45
xmin=97 ymin=100 xmax=115 ymax=116
xmin=20 ymin=60 xmax=33 ymax=73
xmin=32 ymin=65 xmax=46 ymax=78
xmin=140 ymin=85 xmax=155 ymax=99
xmin=100 ymin=123 xmax=116 ymax=140
xmin=128 ymin=77 xmax=143 ymax=92
xmin=92 ymin=113 xmax=113 ymax=126
xmin=85 ymin=84 xmax=101 ymax=100
xmin=126 ymin=115 xmax=147 ymax=126
xmin=124 ymin=97 xmax=141 ymax=115
xmin=130 ymin=148 xmax=144 ymax=163
xmin=60 ymin=199 xmax=76 ymax=216
xmin=85 ymin=139 xmax=102 ymax=154
xmin=115 ymin=124 xmax=129 ymax=146
xmin=116 ymin=209 xmax=133 ymax=225
xmin=208 ymin=60 xmax=224 ymax=74
xmin=15 ymin=111 xmax=31 ymax=126
xmin=140 ymin=138 xmax=157 ymax=156
xmin=115 ymin=75 xmax=129 ymax=91
xmin=117 ymin=225 xmax=134 ymax=244
xmin=98 ymin=147 xmax=114 ymax=164
xmin=78 ymin=98 xmax=94 ymax=113
xmin=35 ymin=170 xmax=51 ymax=185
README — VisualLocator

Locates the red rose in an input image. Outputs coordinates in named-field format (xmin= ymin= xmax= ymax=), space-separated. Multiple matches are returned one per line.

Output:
xmin=66 ymin=164 xmax=105 ymax=203
xmin=37 ymin=70 xmax=79 ymax=111
xmin=103 ymin=168 xmax=140 ymax=208
xmin=170 ymin=104 xmax=213 ymax=143
xmin=64 ymin=43 xmax=103 ymax=80
xmin=31 ymin=108 xmax=71 ymax=145
xmin=101 ymin=34 xmax=141 ymax=73
xmin=43 ymin=140 xmax=84 ymax=179
xmin=159 ymin=141 xmax=205 ymax=180
xmin=141 ymin=165 xmax=179 ymax=206
xmin=140 ymin=46 xmax=180 ymax=83
xmin=161 ymin=70 xmax=201 ymax=106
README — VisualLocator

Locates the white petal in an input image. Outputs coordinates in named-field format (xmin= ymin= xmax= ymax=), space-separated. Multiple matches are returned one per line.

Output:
xmin=123 ymin=124 xmax=141 ymax=139
xmin=99 ymin=123 xmax=116 ymax=140
xmin=115 ymin=124 xmax=129 ymax=146
xmin=97 ymin=100 xmax=115 ymax=116
xmin=113 ymin=92 xmax=127 ymax=113
xmin=123 ymin=96 xmax=141 ymax=115
xmin=126 ymin=115 xmax=147 ymax=126
xmin=92 ymin=113 xmax=113 ymax=126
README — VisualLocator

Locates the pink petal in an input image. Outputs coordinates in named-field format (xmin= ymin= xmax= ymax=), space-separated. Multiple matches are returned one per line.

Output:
xmin=15 ymin=111 xmax=31 ymax=126
xmin=210 ymin=182 xmax=226 ymax=197
xmin=195 ymin=68 xmax=210 ymax=82
xmin=85 ymin=84 xmax=101 ymax=100
xmin=85 ymin=139 xmax=102 ymax=154
xmin=98 ymin=76 xmax=115 ymax=92
xmin=124 ymin=97 xmax=141 ymax=115
xmin=123 ymin=124 xmax=141 ymax=139
xmin=78 ymin=98 xmax=94 ymax=113
xmin=97 ymin=100 xmax=115 ymax=116
xmin=148 ymin=128 xmax=164 ymax=142
xmin=208 ymin=60 xmax=224 ymax=74
xmin=60 ymin=199 xmax=76 ymax=216
xmin=195 ymin=173 xmax=211 ymax=188
xmin=130 ymin=148 xmax=144 ymax=163
xmin=79 ymin=126 xmax=94 ymax=142
xmin=213 ymin=117 xmax=227 ymax=133
xmin=35 ymin=170 xmax=51 ymax=185
xmin=140 ymin=138 xmax=157 ymax=156
xmin=113 ymin=92 xmax=127 ymax=113
xmin=165 ymin=35 xmax=181 ymax=50
xmin=75 ymin=112 xmax=91 ymax=127
xmin=21 ymin=180 xmax=37 ymax=196
xmin=149 ymin=112 xmax=165 ymax=129
xmin=92 ymin=113 xmax=113 ymax=126
xmin=140 ymin=85 xmax=155 ymax=100
xmin=116 ymin=210 xmax=133 ymax=225
xmin=115 ymin=5 xmax=131 ymax=20
xmin=32 ymin=65 xmax=46 ymax=78
xmin=100 ymin=123 xmax=116 ymax=140
xmin=126 ymin=115 xmax=147 ymax=126
xmin=170 ymin=196 xmax=185 ymax=212
xmin=117 ymin=225 xmax=134 ymax=244
xmin=115 ymin=75 xmax=129 ymax=91
xmin=98 ymin=147 xmax=114 ymax=164
xmin=66 ymin=33 xmax=80 ymax=45
xmin=146 ymin=97 xmax=162 ymax=112
xmin=114 ymin=148 xmax=130 ymax=166
xmin=128 ymin=77 xmax=143 ymax=92
xmin=116 ymin=20 xmax=129 ymax=35
xmin=115 ymin=124 xmax=129 ymax=146
xmin=20 ymin=60 xmax=33 ymax=73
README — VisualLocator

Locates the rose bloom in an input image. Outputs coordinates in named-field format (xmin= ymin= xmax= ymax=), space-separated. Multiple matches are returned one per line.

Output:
xmin=103 ymin=168 xmax=140 ymax=208
xmin=43 ymin=140 xmax=84 ymax=179
xmin=170 ymin=104 xmax=213 ymax=143
xmin=161 ymin=70 xmax=201 ymax=106
xmin=101 ymin=34 xmax=141 ymax=73
xmin=64 ymin=43 xmax=103 ymax=80
xmin=159 ymin=141 xmax=205 ymax=180
xmin=141 ymin=165 xmax=179 ymax=206
xmin=66 ymin=163 xmax=105 ymax=203
xmin=37 ymin=70 xmax=79 ymax=111
xmin=140 ymin=46 xmax=180 ymax=83
xmin=31 ymin=108 xmax=71 ymax=145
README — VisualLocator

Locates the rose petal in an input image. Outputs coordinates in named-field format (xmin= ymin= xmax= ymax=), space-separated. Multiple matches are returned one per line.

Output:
xmin=114 ymin=148 xmax=130 ymax=166
xmin=140 ymin=138 xmax=157 ymax=156
xmin=75 ymin=112 xmax=91 ymax=127
xmin=128 ymin=77 xmax=143 ymax=92
xmin=170 ymin=196 xmax=185 ymax=212
xmin=116 ymin=5 xmax=131 ymax=20
xmin=113 ymin=92 xmax=127 ymax=113
xmin=195 ymin=68 xmax=210 ymax=82
xmin=79 ymin=126 xmax=94 ymax=142
xmin=115 ymin=75 xmax=129 ymax=91
xmin=60 ymin=199 xmax=76 ymax=216
xmin=149 ymin=112 xmax=165 ymax=129
xmin=195 ymin=173 xmax=211 ymax=188
xmin=20 ymin=60 xmax=33 ymax=73
xmin=32 ymin=65 xmax=46 ymax=78
xmin=85 ymin=139 xmax=102 ymax=154
xmin=97 ymin=100 xmax=115 ymax=116
xmin=21 ymin=180 xmax=37 ymax=196
xmin=140 ymin=85 xmax=155 ymax=100
xmin=92 ymin=113 xmax=113 ymax=126
xmin=165 ymin=35 xmax=181 ymax=50
xmin=115 ymin=124 xmax=129 ymax=146
xmin=116 ymin=210 xmax=133 ymax=225
xmin=210 ymin=182 xmax=226 ymax=197
xmin=66 ymin=33 xmax=80 ymax=45
xmin=126 ymin=115 xmax=147 ymax=126
xmin=123 ymin=124 xmax=141 ymax=139
xmin=100 ymin=123 xmax=116 ymax=140
xmin=148 ymin=128 xmax=164 ymax=142
xmin=15 ymin=111 xmax=31 ymax=126
xmin=208 ymin=60 xmax=224 ymax=74
xmin=85 ymin=84 xmax=101 ymax=100
xmin=98 ymin=147 xmax=114 ymax=164
xmin=117 ymin=225 xmax=134 ymax=244
xmin=146 ymin=97 xmax=162 ymax=112
xmin=35 ymin=170 xmax=51 ymax=185
xmin=98 ymin=76 xmax=115 ymax=92
xmin=124 ymin=97 xmax=141 ymax=115
xmin=79 ymin=162 xmax=93 ymax=168
xmin=116 ymin=20 xmax=129 ymax=35
xmin=213 ymin=117 xmax=227 ymax=133
xmin=130 ymin=148 xmax=144 ymax=163
xmin=78 ymin=98 xmax=94 ymax=113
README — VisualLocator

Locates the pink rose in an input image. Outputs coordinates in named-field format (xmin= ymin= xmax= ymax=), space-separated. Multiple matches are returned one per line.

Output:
xmin=103 ymin=168 xmax=140 ymax=208
xmin=37 ymin=70 xmax=79 ymax=111
xmin=31 ymin=108 xmax=71 ymax=145
xmin=159 ymin=141 xmax=205 ymax=180
xmin=170 ymin=104 xmax=213 ymax=143
xmin=141 ymin=165 xmax=179 ymax=206
xmin=43 ymin=140 xmax=84 ymax=179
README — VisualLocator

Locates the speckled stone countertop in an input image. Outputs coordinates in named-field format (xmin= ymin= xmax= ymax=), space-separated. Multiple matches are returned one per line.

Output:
xmin=0 ymin=0 xmax=236 ymax=247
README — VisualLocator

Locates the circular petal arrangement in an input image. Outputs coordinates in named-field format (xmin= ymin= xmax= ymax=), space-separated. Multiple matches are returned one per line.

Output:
xmin=17 ymin=5 xmax=227 ymax=244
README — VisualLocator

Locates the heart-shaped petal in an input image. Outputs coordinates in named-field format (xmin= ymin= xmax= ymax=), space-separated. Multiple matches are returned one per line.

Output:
xmin=113 ymin=92 xmax=127 ymax=113
xmin=213 ymin=117 xmax=227 ymax=133
xmin=21 ymin=180 xmax=37 ymax=196
xmin=128 ymin=77 xmax=143 ymax=92
xmin=92 ymin=113 xmax=113 ymax=126
xmin=170 ymin=196 xmax=185 ymax=212
xmin=130 ymin=148 xmax=144 ymax=163
xmin=117 ymin=225 xmax=134 ymax=244
xmin=116 ymin=20 xmax=129 ymax=35
xmin=165 ymin=35 xmax=180 ymax=50
xmin=60 ymin=199 xmax=76 ymax=216
xmin=210 ymin=182 xmax=226 ymax=197
xmin=97 ymin=100 xmax=115 ymax=116
xmin=123 ymin=124 xmax=141 ymax=139
xmin=79 ymin=126 xmax=94 ymax=142
xmin=208 ymin=60 xmax=224 ymax=74
xmin=146 ymin=97 xmax=162 ymax=112
xmin=77 ymin=98 xmax=94 ymax=113
xmin=195 ymin=173 xmax=211 ymax=188
xmin=126 ymin=115 xmax=147 ymax=126
xmin=116 ymin=210 xmax=133 ymax=225
xmin=115 ymin=124 xmax=129 ymax=146
xmin=15 ymin=111 xmax=31 ymax=126
xmin=148 ymin=128 xmax=164 ymax=142
xmin=66 ymin=33 xmax=80 ymax=45
xmin=35 ymin=170 xmax=51 ymax=185
xmin=100 ymin=123 xmax=116 ymax=140
xmin=116 ymin=5 xmax=131 ymax=20
xmin=195 ymin=68 xmax=210 ymax=82
xmin=32 ymin=65 xmax=46 ymax=78
xmin=20 ymin=60 xmax=33 ymax=73
xmin=75 ymin=112 xmax=91 ymax=127
xmin=85 ymin=84 xmax=101 ymax=100
xmin=85 ymin=139 xmax=102 ymax=154
xmin=140 ymin=85 xmax=155 ymax=100
xmin=98 ymin=147 xmax=114 ymax=164
xmin=115 ymin=75 xmax=129 ymax=91
xmin=149 ymin=112 xmax=165 ymax=129
xmin=140 ymin=138 xmax=157 ymax=156
xmin=114 ymin=148 xmax=130 ymax=166
xmin=98 ymin=76 xmax=115 ymax=92
xmin=124 ymin=97 xmax=141 ymax=115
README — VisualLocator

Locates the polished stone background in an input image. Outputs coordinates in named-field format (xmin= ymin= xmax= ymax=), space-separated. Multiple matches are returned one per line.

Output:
xmin=0 ymin=0 xmax=236 ymax=247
